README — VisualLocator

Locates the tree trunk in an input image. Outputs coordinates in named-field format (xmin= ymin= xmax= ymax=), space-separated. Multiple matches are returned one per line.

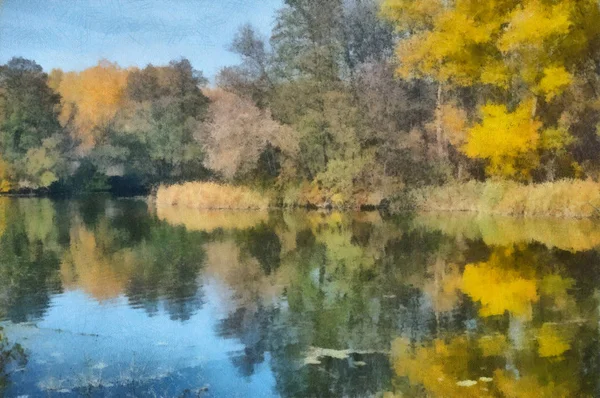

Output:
xmin=528 ymin=96 xmax=539 ymax=184
xmin=530 ymin=96 xmax=538 ymax=119
xmin=435 ymin=83 xmax=447 ymax=159
xmin=546 ymin=157 xmax=556 ymax=182
xmin=457 ymin=160 xmax=464 ymax=181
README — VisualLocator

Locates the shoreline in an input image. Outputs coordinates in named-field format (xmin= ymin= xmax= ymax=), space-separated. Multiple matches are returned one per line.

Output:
xmin=408 ymin=180 xmax=600 ymax=219
xmin=5 ymin=179 xmax=600 ymax=220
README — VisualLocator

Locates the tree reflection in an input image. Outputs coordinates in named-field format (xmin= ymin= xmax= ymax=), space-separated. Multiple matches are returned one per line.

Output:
xmin=203 ymin=210 xmax=432 ymax=396
xmin=125 ymin=224 xmax=207 ymax=321
xmin=0 ymin=327 xmax=26 ymax=394
xmin=462 ymin=247 xmax=539 ymax=319
xmin=0 ymin=199 xmax=64 ymax=322
xmin=182 ymin=208 xmax=600 ymax=397
xmin=61 ymin=202 xmax=208 ymax=321
xmin=385 ymin=240 xmax=600 ymax=397
xmin=0 ymin=196 xmax=210 ymax=323
xmin=1 ymin=197 xmax=600 ymax=396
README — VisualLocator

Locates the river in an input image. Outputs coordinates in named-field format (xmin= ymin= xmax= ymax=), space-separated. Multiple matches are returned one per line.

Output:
xmin=0 ymin=196 xmax=598 ymax=397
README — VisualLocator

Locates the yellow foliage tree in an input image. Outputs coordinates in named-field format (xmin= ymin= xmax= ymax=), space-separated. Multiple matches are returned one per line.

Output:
xmin=381 ymin=0 xmax=598 ymax=96
xmin=53 ymin=60 xmax=129 ymax=148
xmin=381 ymin=0 xmax=600 ymax=179
xmin=0 ymin=155 xmax=14 ymax=193
xmin=464 ymin=101 xmax=542 ymax=180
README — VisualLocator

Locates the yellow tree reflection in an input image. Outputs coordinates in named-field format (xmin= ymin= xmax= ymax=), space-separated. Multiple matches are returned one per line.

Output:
xmin=390 ymin=337 xmax=494 ymax=398
xmin=60 ymin=221 xmax=134 ymax=301
xmin=462 ymin=247 xmax=538 ymax=319
xmin=388 ymin=244 xmax=583 ymax=397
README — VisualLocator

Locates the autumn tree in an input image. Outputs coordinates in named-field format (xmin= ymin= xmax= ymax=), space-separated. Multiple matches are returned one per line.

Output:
xmin=93 ymin=58 xmax=210 ymax=187
xmin=258 ymin=0 xmax=419 ymax=204
xmin=52 ymin=60 xmax=129 ymax=149
xmin=464 ymin=101 xmax=541 ymax=180
xmin=381 ymin=0 xmax=600 ymax=180
xmin=353 ymin=61 xmax=440 ymax=185
xmin=199 ymin=89 xmax=297 ymax=183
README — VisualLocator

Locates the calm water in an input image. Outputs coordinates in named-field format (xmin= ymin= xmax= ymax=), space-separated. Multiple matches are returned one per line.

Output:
xmin=0 ymin=197 xmax=600 ymax=397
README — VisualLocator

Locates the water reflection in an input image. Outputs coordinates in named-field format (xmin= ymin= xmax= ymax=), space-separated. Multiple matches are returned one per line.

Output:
xmin=417 ymin=212 xmax=600 ymax=252
xmin=0 ymin=197 xmax=599 ymax=396
xmin=0 ymin=327 xmax=26 ymax=395
xmin=0 ymin=199 xmax=64 ymax=323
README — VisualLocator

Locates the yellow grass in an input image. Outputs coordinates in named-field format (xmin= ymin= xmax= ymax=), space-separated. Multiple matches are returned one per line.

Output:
xmin=156 ymin=182 xmax=271 ymax=210
xmin=412 ymin=179 xmax=600 ymax=218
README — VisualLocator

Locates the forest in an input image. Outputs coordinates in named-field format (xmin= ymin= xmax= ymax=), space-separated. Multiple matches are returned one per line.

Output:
xmin=2 ymin=0 xmax=600 ymax=210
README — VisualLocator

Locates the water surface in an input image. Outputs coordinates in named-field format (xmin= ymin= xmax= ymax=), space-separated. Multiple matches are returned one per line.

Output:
xmin=1 ymin=197 xmax=600 ymax=397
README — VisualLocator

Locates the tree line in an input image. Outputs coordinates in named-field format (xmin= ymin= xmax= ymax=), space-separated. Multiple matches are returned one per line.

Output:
xmin=2 ymin=0 xmax=600 ymax=205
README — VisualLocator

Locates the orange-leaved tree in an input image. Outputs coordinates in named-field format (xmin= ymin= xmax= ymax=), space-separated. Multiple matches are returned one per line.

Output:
xmin=50 ymin=60 xmax=129 ymax=149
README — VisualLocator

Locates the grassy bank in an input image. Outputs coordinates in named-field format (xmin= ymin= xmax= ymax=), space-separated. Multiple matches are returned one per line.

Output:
xmin=156 ymin=179 xmax=600 ymax=218
xmin=156 ymin=181 xmax=387 ymax=211
xmin=410 ymin=180 xmax=600 ymax=218
xmin=156 ymin=182 xmax=271 ymax=210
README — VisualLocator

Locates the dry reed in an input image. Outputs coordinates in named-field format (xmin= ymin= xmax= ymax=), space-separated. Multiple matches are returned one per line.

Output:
xmin=156 ymin=182 xmax=271 ymax=210
xmin=412 ymin=179 xmax=600 ymax=218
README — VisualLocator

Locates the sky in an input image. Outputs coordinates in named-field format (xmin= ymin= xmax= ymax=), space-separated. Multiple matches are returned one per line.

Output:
xmin=0 ymin=0 xmax=283 ymax=79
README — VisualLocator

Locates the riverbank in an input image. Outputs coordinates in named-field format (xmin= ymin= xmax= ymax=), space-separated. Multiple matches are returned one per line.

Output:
xmin=156 ymin=179 xmax=600 ymax=218
xmin=409 ymin=180 xmax=600 ymax=218
xmin=156 ymin=181 xmax=385 ymax=210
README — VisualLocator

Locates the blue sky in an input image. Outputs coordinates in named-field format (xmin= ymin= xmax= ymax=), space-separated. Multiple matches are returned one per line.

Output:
xmin=0 ymin=0 xmax=283 ymax=79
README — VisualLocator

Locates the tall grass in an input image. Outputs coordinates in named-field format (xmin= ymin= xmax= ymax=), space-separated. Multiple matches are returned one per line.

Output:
xmin=156 ymin=182 xmax=271 ymax=210
xmin=412 ymin=179 xmax=600 ymax=218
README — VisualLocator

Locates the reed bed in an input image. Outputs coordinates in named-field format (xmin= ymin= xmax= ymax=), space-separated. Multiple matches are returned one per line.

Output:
xmin=412 ymin=179 xmax=600 ymax=218
xmin=156 ymin=182 xmax=271 ymax=210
